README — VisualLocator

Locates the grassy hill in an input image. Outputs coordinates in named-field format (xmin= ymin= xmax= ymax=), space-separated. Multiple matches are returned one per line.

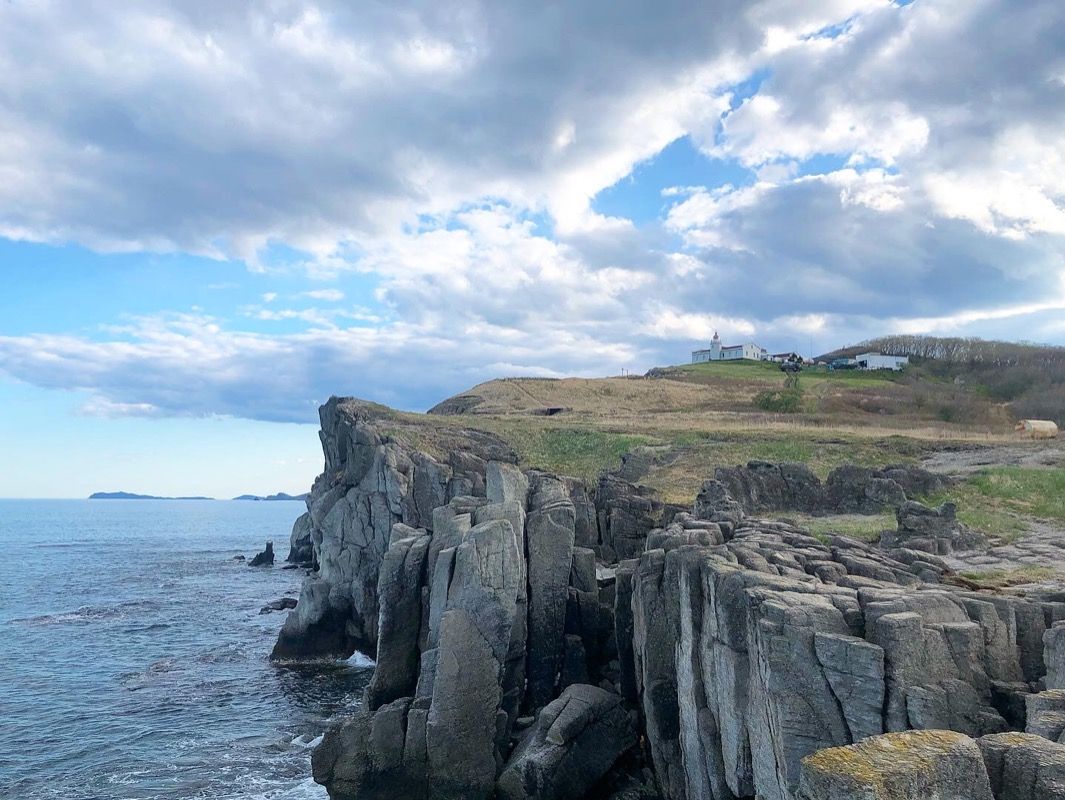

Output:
xmin=359 ymin=354 xmax=1052 ymax=506
xmin=430 ymin=358 xmax=1012 ymax=430
xmin=347 ymin=340 xmax=1065 ymax=573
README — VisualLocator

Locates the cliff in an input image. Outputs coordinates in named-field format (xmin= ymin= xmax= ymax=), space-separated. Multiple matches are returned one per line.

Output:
xmin=273 ymin=396 xmax=1065 ymax=800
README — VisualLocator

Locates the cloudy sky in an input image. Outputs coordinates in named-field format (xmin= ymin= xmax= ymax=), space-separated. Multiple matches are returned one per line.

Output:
xmin=1 ymin=0 xmax=1064 ymax=497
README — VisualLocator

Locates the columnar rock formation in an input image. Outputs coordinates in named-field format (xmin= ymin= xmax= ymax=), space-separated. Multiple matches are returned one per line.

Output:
xmin=276 ymin=399 xmax=1065 ymax=800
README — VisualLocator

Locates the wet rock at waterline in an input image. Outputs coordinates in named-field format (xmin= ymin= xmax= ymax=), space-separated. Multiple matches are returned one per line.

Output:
xmin=248 ymin=541 xmax=274 ymax=567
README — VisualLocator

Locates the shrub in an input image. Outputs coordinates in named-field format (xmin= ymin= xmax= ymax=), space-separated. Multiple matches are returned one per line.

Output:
xmin=754 ymin=387 xmax=804 ymax=413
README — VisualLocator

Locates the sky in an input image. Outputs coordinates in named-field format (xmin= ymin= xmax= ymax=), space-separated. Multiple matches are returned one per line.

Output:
xmin=1 ymin=0 xmax=1064 ymax=497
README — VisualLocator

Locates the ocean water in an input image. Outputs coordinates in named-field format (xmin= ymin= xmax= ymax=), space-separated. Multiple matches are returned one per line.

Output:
xmin=0 ymin=499 xmax=373 ymax=799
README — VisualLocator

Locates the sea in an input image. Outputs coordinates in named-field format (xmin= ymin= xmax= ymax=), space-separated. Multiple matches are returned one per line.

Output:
xmin=0 ymin=499 xmax=374 ymax=800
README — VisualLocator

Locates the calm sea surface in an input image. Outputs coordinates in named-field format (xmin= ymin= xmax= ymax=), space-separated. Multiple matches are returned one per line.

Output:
xmin=0 ymin=499 xmax=372 ymax=799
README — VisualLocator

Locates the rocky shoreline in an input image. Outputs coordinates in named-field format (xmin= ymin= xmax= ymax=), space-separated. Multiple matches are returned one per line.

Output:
xmin=272 ymin=397 xmax=1065 ymax=799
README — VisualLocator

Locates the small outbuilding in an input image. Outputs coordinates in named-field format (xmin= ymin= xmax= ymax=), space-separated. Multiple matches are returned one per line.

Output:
xmin=1016 ymin=419 xmax=1059 ymax=439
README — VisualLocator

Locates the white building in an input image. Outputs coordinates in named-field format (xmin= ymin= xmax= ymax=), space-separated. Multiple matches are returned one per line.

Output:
xmin=856 ymin=352 xmax=909 ymax=371
xmin=692 ymin=332 xmax=768 ymax=363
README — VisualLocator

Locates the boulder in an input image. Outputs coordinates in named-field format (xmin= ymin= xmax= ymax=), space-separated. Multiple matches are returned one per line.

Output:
xmin=798 ymin=730 xmax=994 ymax=800
xmin=714 ymin=460 xmax=824 ymax=514
xmin=286 ymin=512 xmax=315 ymax=564
xmin=259 ymin=596 xmax=298 ymax=614
xmin=885 ymin=501 xmax=983 ymax=555
xmin=692 ymin=479 xmax=743 ymax=535
xmin=1027 ymin=691 xmax=1065 ymax=743
xmin=824 ymin=465 xmax=907 ymax=515
xmin=496 ymin=684 xmax=637 ymax=800
xmin=979 ymin=731 xmax=1065 ymax=799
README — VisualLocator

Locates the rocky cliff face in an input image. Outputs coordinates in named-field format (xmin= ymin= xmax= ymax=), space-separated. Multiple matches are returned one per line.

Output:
xmin=276 ymin=402 xmax=1065 ymax=800
xmin=271 ymin=398 xmax=517 ymax=660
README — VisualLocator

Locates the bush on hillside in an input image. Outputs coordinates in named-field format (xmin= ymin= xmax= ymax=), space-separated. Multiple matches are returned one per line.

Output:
xmin=754 ymin=387 xmax=804 ymax=413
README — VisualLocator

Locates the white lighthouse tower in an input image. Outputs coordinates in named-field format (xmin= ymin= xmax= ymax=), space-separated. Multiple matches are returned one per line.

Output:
xmin=709 ymin=330 xmax=722 ymax=360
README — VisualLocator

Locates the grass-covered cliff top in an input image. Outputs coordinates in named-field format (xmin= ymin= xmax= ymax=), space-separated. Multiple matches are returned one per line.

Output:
xmin=338 ymin=359 xmax=1065 ymax=517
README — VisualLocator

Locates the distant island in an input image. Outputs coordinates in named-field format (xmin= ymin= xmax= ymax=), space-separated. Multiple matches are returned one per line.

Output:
xmin=89 ymin=491 xmax=215 ymax=500
xmin=89 ymin=491 xmax=308 ymax=501
xmin=232 ymin=492 xmax=309 ymax=502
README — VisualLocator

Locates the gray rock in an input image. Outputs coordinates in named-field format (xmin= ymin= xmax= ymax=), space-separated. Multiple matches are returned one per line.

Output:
xmin=1026 ymin=690 xmax=1065 ymax=742
xmin=286 ymin=512 xmax=315 ymax=564
xmin=365 ymin=528 xmax=431 ymax=711
xmin=631 ymin=548 xmax=685 ymax=799
xmin=692 ymin=479 xmax=743 ymax=534
xmin=487 ymin=461 xmax=530 ymax=507
xmin=596 ymin=475 xmax=664 ymax=560
xmin=714 ymin=460 xmax=824 ymax=514
xmin=248 ymin=541 xmax=274 ymax=567
xmin=745 ymin=585 xmax=854 ymax=800
xmin=312 ymin=697 xmax=426 ymax=800
xmin=798 ymin=730 xmax=994 ymax=800
xmin=423 ymin=517 xmax=524 ymax=798
xmin=888 ymin=500 xmax=984 ymax=554
xmin=525 ymin=476 xmax=576 ymax=708
xmin=814 ymin=632 xmax=886 ymax=742
xmin=496 ymin=684 xmax=636 ymax=800
xmin=979 ymin=731 xmax=1065 ymax=799
xmin=273 ymin=398 xmax=512 ymax=662
xmin=272 ymin=575 xmax=358 ymax=660
xmin=825 ymin=465 xmax=906 ymax=515
xmin=1047 ymin=624 xmax=1065 ymax=690
xmin=565 ymin=477 xmax=600 ymax=550
xmin=259 ymin=596 xmax=298 ymax=614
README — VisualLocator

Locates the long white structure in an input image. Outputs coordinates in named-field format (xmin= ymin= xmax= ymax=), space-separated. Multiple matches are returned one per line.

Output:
xmin=692 ymin=332 xmax=767 ymax=363
xmin=856 ymin=352 xmax=909 ymax=371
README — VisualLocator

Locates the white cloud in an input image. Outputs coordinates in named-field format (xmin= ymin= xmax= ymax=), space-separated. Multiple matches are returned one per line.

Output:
xmin=301 ymin=288 xmax=345 ymax=302
xmin=1 ymin=0 xmax=1064 ymax=421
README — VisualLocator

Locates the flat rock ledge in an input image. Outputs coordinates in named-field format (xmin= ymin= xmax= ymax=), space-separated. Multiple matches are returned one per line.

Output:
xmin=274 ymin=398 xmax=1065 ymax=800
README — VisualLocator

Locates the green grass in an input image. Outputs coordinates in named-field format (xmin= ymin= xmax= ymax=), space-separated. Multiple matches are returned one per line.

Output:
xmin=954 ymin=566 xmax=1060 ymax=590
xmin=776 ymin=512 xmax=895 ymax=544
xmin=968 ymin=468 xmax=1065 ymax=520
xmin=754 ymin=387 xmax=805 ymax=413
xmin=664 ymin=430 xmax=921 ymax=473
xmin=674 ymin=360 xmax=900 ymax=387
xmin=926 ymin=467 xmax=1065 ymax=541
xmin=502 ymin=427 xmax=652 ymax=484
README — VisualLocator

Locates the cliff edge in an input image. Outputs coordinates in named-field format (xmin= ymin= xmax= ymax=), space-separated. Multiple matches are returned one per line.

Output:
xmin=272 ymin=395 xmax=1065 ymax=800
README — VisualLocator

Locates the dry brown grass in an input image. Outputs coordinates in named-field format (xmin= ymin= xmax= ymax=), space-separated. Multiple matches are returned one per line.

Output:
xmin=433 ymin=375 xmax=764 ymax=416
xmin=347 ymin=367 xmax=1025 ymax=506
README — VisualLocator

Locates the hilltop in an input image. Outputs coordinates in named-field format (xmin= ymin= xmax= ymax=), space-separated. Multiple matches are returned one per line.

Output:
xmin=338 ymin=343 xmax=1065 ymax=548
